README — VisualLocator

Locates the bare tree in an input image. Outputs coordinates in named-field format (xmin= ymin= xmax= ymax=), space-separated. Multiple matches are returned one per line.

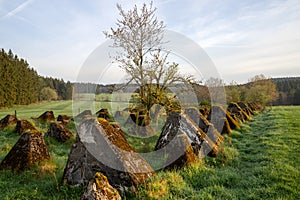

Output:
xmin=104 ymin=2 xmax=193 ymax=113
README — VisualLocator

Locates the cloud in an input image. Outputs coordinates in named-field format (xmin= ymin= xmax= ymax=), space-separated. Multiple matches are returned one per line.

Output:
xmin=175 ymin=0 xmax=300 ymax=83
xmin=1 ymin=0 xmax=299 ymax=83
xmin=2 ymin=0 xmax=34 ymax=19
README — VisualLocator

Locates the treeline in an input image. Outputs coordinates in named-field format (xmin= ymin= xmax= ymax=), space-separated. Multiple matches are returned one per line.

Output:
xmin=191 ymin=75 xmax=278 ymax=106
xmin=74 ymin=83 xmax=140 ymax=94
xmin=74 ymin=75 xmax=300 ymax=106
xmin=196 ymin=76 xmax=300 ymax=106
xmin=0 ymin=49 xmax=72 ymax=107
xmin=272 ymin=77 xmax=300 ymax=105
xmin=42 ymin=77 xmax=72 ymax=101
xmin=224 ymin=76 xmax=300 ymax=106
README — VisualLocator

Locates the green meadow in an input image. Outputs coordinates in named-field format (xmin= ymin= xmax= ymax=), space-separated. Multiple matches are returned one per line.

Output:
xmin=132 ymin=106 xmax=300 ymax=199
xmin=0 ymin=102 xmax=299 ymax=199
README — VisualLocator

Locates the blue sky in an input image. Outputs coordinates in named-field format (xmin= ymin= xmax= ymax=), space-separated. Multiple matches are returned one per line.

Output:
xmin=0 ymin=0 xmax=299 ymax=83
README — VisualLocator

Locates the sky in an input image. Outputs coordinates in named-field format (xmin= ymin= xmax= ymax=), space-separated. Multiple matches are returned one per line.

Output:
xmin=0 ymin=0 xmax=299 ymax=84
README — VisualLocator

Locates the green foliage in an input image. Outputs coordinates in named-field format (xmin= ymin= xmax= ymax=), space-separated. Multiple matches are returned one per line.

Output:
xmin=293 ymin=87 xmax=300 ymax=105
xmin=0 ymin=49 xmax=40 ymax=106
xmin=199 ymin=100 xmax=211 ymax=106
xmin=272 ymin=77 xmax=300 ymax=105
xmin=41 ymin=77 xmax=73 ymax=100
xmin=0 ymin=49 xmax=73 ymax=108
xmin=226 ymin=81 xmax=241 ymax=103
xmin=225 ymin=74 xmax=278 ymax=105
xmin=40 ymin=87 xmax=58 ymax=101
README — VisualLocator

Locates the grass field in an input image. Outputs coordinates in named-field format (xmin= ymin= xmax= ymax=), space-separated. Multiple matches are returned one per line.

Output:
xmin=0 ymin=101 xmax=74 ymax=119
xmin=131 ymin=106 xmax=300 ymax=199
xmin=0 ymin=102 xmax=299 ymax=199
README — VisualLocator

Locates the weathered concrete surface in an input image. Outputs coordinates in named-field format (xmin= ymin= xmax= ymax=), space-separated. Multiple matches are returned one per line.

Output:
xmin=208 ymin=105 xmax=233 ymax=134
xmin=124 ymin=113 xmax=155 ymax=136
xmin=57 ymin=114 xmax=71 ymax=124
xmin=0 ymin=131 xmax=50 ymax=172
xmin=155 ymin=112 xmax=220 ymax=165
xmin=0 ymin=114 xmax=18 ymax=130
xmin=184 ymin=107 xmax=223 ymax=144
xmin=164 ymin=134 xmax=198 ymax=170
xmin=46 ymin=122 xmax=73 ymax=143
xmin=96 ymin=109 xmax=111 ymax=120
xmin=81 ymin=172 xmax=121 ymax=200
xmin=62 ymin=118 xmax=154 ymax=190
xmin=37 ymin=111 xmax=55 ymax=122
xmin=227 ymin=103 xmax=251 ymax=122
xmin=74 ymin=110 xmax=93 ymax=122
xmin=237 ymin=102 xmax=254 ymax=116
xmin=15 ymin=119 xmax=37 ymax=135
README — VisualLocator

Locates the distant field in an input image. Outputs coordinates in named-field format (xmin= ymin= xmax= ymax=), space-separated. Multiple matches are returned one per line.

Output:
xmin=0 ymin=101 xmax=73 ymax=119
xmin=0 ymin=98 xmax=130 ymax=120
xmin=0 ymin=104 xmax=299 ymax=199
xmin=0 ymin=92 xmax=194 ymax=120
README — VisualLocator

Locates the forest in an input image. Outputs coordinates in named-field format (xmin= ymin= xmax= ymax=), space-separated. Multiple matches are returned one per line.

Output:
xmin=0 ymin=49 xmax=72 ymax=107
xmin=272 ymin=77 xmax=300 ymax=105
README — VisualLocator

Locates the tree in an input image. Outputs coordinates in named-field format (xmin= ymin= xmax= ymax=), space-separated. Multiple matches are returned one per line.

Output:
xmin=294 ymin=88 xmax=300 ymax=105
xmin=104 ymin=2 xmax=193 ymax=113
xmin=0 ymin=49 xmax=42 ymax=107
xmin=40 ymin=87 xmax=58 ymax=101
xmin=226 ymin=81 xmax=241 ymax=103
xmin=244 ymin=74 xmax=278 ymax=105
